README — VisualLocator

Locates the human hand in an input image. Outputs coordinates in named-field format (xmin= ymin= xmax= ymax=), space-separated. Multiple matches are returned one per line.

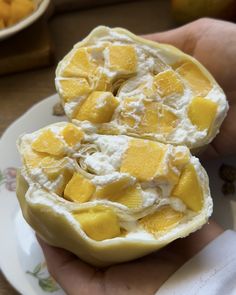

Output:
xmin=37 ymin=220 xmax=223 ymax=295
xmin=144 ymin=18 xmax=236 ymax=157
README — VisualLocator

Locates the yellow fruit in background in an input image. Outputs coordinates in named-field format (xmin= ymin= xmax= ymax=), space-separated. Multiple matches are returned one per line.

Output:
xmin=0 ymin=1 xmax=10 ymax=24
xmin=7 ymin=0 xmax=35 ymax=26
xmin=74 ymin=206 xmax=121 ymax=241
xmin=172 ymin=0 xmax=236 ymax=24
xmin=96 ymin=178 xmax=143 ymax=209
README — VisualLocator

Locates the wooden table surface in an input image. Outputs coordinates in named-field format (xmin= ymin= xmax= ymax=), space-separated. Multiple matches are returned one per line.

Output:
xmin=0 ymin=0 xmax=173 ymax=293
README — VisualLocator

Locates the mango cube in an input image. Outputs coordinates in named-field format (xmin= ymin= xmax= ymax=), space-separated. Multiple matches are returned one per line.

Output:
xmin=75 ymin=91 xmax=119 ymax=123
xmin=176 ymin=62 xmax=212 ymax=96
xmin=153 ymin=70 xmax=184 ymax=98
xmin=96 ymin=177 xmax=142 ymax=209
xmin=58 ymin=78 xmax=91 ymax=102
xmin=112 ymin=185 xmax=142 ymax=209
xmin=139 ymin=102 xmax=178 ymax=134
xmin=108 ymin=45 xmax=137 ymax=74
xmin=171 ymin=150 xmax=190 ymax=168
xmin=118 ymin=99 xmax=178 ymax=134
xmin=172 ymin=164 xmax=203 ymax=212
xmin=74 ymin=206 xmax=120 ymax=241
xmin=95 ymin=175 xmax=132 ymax=199
xmin=31 ymin=130 xmax=65 ymax=157
xmin=120 ymin=139 xmax=167 ymax=182
xmin=94 ymin=72 xmax=111 ymax=92
xmin=188 ymin=97 xmax=218 ymax=131
xmin=62 ymin=48 xmax=97 ymax=78
xmin=64 ymin=172 xmax=95 ymax=203
xmin=140 ymin=206 xmax=184 ymax=233
xmin=62 ymin=123 xmax=84 ymax=147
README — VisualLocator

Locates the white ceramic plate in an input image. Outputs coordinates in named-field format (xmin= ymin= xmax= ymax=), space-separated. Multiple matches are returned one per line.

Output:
xmin=0 ymin=0 xmax=50 ymax=40
xmin=0 ymin=94 xmax=66 ymax=295
xmin=0 ymin=94 xmax=235 ymax=294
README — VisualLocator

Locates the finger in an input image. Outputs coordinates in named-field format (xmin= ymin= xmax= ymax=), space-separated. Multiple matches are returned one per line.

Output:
xmin=37 ymin=235 xmax=103 ymax=295
xmin=142 ymin=24 xmax=196 ymax=54
xmin=37 ymin=235 xmax=77 ymax=267
xmin=166 ymin=220 xmax=223 ymax=260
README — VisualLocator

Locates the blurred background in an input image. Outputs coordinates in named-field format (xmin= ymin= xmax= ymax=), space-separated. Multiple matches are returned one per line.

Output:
xmin=0 ymin=0 xmax=236 ymax=293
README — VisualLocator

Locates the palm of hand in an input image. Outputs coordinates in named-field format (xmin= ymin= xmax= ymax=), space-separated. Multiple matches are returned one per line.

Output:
xmin=38 ymin=221 xmax=222 ymax=295
xmin=39 ymin=239 xmax=183 ymax=295
xmin=146 ymin=18 xmax=236 ymax=156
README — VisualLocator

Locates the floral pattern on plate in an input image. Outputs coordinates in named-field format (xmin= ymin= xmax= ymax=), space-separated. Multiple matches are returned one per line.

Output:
xmin=0 ymin=167 xmax=17 ymax=192
xmin=26 ymin=261 xmax=60 ymax=293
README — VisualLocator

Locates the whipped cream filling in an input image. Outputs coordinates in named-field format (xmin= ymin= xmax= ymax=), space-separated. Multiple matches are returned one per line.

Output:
xmin=18 ymin=126 xmax=202 ymax=218
xmin=19 ymin=122 xmax=209 ymax=241
xmin=57 ymin=27 xmax=227 ymax=148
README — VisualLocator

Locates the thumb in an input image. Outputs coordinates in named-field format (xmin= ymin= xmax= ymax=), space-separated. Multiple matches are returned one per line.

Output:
xmin=36 ymin=235 xmax=103 ymax=295
xmin=142 ymin=24 xmax=195 ymax=54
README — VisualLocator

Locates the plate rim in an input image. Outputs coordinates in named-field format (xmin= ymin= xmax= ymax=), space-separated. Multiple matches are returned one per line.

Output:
xmin=0 ymin=93 xmax=59 ymax=141
xmin=0 ymin=94 xmax=64 ymax=295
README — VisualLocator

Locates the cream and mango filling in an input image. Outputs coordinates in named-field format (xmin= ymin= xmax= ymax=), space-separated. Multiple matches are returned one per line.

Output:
xmin=55 ymin=26 xmax=228 ymax=149
xmin=18 ymin=122 xmax=208 ymax=242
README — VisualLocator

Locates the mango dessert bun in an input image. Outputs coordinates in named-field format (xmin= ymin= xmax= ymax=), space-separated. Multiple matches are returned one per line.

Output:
xmin=16 ymin=26 xmax=227 ymax=266
xmin=17 ymin=122 xmax=211 ymax=266
xmin=55 ymin=26 xmax=228 ymax=151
